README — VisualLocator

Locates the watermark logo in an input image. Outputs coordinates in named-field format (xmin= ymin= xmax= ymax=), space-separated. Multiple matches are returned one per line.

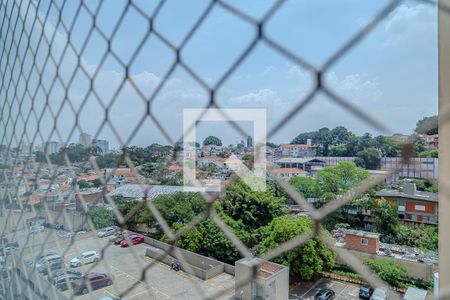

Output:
xmin=182 ymin=108 xmax=267 ymax=192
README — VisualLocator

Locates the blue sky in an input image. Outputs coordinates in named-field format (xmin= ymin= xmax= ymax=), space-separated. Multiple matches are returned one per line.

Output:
xmin=5 ymin=0 xmax=438 ymax=148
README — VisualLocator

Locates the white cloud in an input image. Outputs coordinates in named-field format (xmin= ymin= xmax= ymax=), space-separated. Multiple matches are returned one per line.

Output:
xmin=286 ymin=65 xmax=310 ymax=80
xmin=326 ymin=72 xmax=382 ymax=104
xmin=383 ymin=3 xmax=436 ymax=46
xmin=228 ymin=89 xmax=282 ymax=106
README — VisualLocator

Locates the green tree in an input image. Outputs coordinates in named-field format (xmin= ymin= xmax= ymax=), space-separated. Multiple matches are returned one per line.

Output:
xmin=395 ymin=224 xmax=438 ymax=251
xmin=160 ymin=175 xmax=183 ymax=186
xmin=415 ymin=115 xmax=438 ymax=135
xmin=219 ymin=180 xmax=285 ymax=230
xmin=316 ymin=127 xmax=333 ymax=156
xmin=375 ymin=135 xmax=399 ymax=157
xmin=241 ymin=153 xmax=254 ymax=167
xmin=172 ymin=219 xmax=241 ymax=264
xmin=289 ymin=176 xmax=319 ymax=199
xmin=291 ymin=131 xmax=318 ymax=144
xmin=90 ymin=178 xmax=102 ymax=188
xmin=117 ymin=193 xmax=205 ymax=230
xmin=140 ymin=162 xmax=162 ymax=178
xmin=154 ymin=192 xmax=206 ymax=227
xmin=203 ymin=136 xmax=222 ymax=146
xmin=372 ymin=198 xmax=398 ymax=239
xmin=258 ymin=216 xmax=335 ymax=279
xmin=316 ymin=161 xmax=369 ymax=196
xmin=95 ymin=152 xmax=121 ymax=168
xmin=89 ymin=207 xmax=116 ymax=229
xmin=331 ymin=126 xmax=352 ymax=145
xmin=77 ymin=179 xmax=90 ymax=189
xmin=430 ymin=150 xmax=438 ymax=158
xmin=355 ymin=147 xmax=381 ymax=170
xmin=364 ymin=258 xmax=407 ymax=288
xmin=112 ymin=195 xmax=127 ymax=206
xmin=329 ymin=144 xmax=348 ymax=157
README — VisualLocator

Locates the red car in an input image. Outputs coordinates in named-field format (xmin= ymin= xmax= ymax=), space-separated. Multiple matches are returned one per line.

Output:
xmin=120 ymin=234 xmax=144 ymax=247
xmin=72 ymin=272 xmax=113 ymax=295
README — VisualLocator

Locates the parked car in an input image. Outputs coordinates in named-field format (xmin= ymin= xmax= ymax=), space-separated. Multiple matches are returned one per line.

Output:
xmin=70 ymin=251 xmax=99 ymax=267
xmin=370 ymin=287 xmax=388 ymax=300
xmin=36 ymin=254 xmax=64 ymax=275
xmin=0 ymin=235 xmax=8 ymax=244
xmin=359 ymin=286 xmax=374 ymax=299
xmin=120 ymin=235 xmax=144 ymax=247
xmin=57 ymin=230 xmax=73 ymax=239
xmin=97 ymin=227 xmax=117 ymax=238
xmin=0 ymin=266 xmax=12 ymax=279
xmin=314 ymin=289 xmax=335 ymax=300
xmin=35 ymin=251 xmax=59 ymax=263
xmin=72 ymin=272 xmax=113 ymax=295
xmin=0 ymin=242 xmax=19 ymax=256
xmin=76 ymin=229 xmax=88 ymax=235
xmin=29 ymin=225 xmax=45 ymax=233
xmin=53 ymin=273 xmax=82 ymax=291
xmin=48 ymin=268 xmax=82 ymax=282
xmin=52 ymin=223 xmax=64 ymax=230
xmin=109 ymin=232 xmax=124 ymax=244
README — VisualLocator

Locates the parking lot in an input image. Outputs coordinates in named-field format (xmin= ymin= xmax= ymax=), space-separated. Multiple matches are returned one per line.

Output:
xmin=289 ymin=278 xmax=360 ymax=300
xmin=20 ymin=230 xmax=235 ymax=300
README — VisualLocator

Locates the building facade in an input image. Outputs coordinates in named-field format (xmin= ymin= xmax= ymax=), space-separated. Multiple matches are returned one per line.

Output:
xmin=79 ymin=132 xmax=91 ymax=147
xmin=92 ymin=139 xmax=109 ymax=154
xmin=276 ymin=144 xmax=317 ymax=157
xmin=344 ymin=230 xmax=380 ymax=254
xmin=376 ymin=184 xmax=438 ymax=225
xmin=43 ymin=141 xmax=59 ymax=155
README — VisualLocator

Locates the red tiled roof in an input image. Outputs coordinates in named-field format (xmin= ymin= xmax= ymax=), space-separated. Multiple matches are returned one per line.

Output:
xmin=271 ymin=168 xmax=305 ymax=173
xmin=165 ymin=165 xmax=182 ymax=171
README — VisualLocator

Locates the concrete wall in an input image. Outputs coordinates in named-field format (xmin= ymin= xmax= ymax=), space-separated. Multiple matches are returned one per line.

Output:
xmin=234 ymin=258 xmax=289 ymax=300
xmin=0 ymin=210 xmax=35 ymax=233
xmin=38 ymin=209 xmax=89 ymax=231
xmin=336 ymin=249 xmax=438 ymax=280
xmin=143 ymin=236 xmax=226 ymax=280
xmin=224 ymin=263 xmax=235 ymax=276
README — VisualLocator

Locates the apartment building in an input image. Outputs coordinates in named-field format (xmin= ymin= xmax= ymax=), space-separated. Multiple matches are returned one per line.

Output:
xmin=376 ymin=183 xmax=438 ymax=225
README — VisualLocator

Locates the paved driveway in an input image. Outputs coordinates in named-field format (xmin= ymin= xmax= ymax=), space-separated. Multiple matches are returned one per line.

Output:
xmin=290 ymin=278 xmax=360 ymax=300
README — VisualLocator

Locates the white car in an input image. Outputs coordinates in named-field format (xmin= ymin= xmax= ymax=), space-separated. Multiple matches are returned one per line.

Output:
xmin=97 ymin=227 xmax=116 ymax=238
xmin=29 ymin=225 xmax=45 ymax=233
xmin=370 ymin=287 xmax=388 ymax=300
xmin=70 ymin=251 xmax=99 ymax=267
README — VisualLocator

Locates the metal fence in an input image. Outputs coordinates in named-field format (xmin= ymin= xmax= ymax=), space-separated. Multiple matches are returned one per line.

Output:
xmin=0 ymin=0 xmax=449 ymax=299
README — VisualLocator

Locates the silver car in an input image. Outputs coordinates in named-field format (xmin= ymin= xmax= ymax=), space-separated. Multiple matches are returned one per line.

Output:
xmin=97 ymin=227 xmax=117 ymax=238
xmin=370 ymin=287 xmax=388 ymax=300
xmin=70 ymin=251 xmax=99 ymax=267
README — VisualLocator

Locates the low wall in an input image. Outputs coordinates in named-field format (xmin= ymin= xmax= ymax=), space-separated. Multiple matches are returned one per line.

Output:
xmin=337 ymin=249 xmax=437 ymax=280
xmin=143 ymin=236 xmax=227 ymax=280
xmin=224 ymin=263 xmax=235 ymax=276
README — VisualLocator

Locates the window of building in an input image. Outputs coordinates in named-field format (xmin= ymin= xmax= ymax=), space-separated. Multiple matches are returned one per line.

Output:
xmin=361 ymin=238 xmax=369 ymax=245
xmin=415 ymin=205 xmax=426 ymax=211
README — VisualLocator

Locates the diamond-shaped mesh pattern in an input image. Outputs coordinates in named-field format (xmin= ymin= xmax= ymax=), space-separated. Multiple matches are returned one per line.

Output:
xmin=0 ymin=0 xmax=446 ymax=299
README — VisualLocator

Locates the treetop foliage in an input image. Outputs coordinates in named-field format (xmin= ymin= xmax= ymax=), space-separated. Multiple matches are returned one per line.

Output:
xmin=291 ymin=127 xmax=399 ymax=157
xmin=415 ymin=115 xmax=438 ymax=135
xmin=203 ymin=136 xmax=223 ymax=146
